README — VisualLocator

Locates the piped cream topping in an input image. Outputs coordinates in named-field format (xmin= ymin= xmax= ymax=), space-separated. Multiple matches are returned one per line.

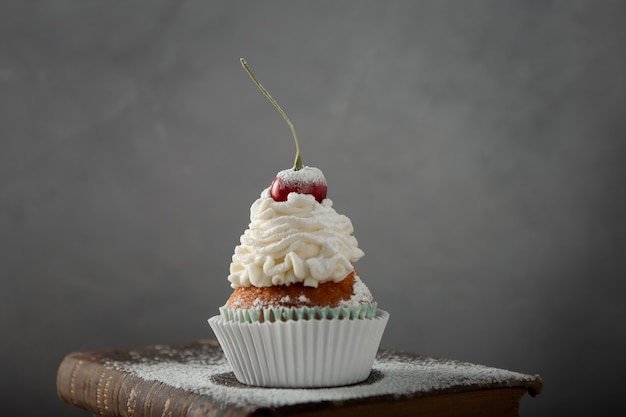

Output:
xmin=228 ymin=188 xmax=364 ymax=288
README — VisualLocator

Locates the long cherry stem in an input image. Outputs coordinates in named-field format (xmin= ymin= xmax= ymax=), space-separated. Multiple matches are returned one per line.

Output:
xmin=240 ymin=58 xmax=302 ymax=170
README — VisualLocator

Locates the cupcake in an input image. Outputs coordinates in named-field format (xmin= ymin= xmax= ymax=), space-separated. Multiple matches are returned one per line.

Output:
xmin=207 ymin=59 xmax=389 ymax=388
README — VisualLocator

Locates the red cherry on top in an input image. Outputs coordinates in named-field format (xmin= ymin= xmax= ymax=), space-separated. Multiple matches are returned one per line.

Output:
xmin=269 ymin=166 xmax=328 ymax=203
xmin=239 ymin=59 xmax=327 ymax=203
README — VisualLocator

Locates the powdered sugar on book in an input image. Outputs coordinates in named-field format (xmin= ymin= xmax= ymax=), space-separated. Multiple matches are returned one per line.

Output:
xmin=110 ymin=341 xmax=542 ymax=408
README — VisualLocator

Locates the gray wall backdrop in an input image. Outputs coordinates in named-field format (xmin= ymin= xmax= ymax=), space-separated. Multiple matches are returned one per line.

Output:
xmin=2 ymin=1 xmax=625 ymax=416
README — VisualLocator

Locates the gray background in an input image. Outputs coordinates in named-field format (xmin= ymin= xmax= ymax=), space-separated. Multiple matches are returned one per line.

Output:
xmin=1 ymin=1 xmax=625 ymax=416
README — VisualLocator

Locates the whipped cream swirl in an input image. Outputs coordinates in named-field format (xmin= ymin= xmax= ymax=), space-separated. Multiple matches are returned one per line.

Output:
xmin=228 ymin=188 xmax=364 ymax=288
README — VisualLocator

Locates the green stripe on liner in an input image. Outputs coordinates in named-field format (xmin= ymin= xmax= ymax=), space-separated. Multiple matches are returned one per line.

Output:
xmin=219 ymin=303 xmax=378 ymax=323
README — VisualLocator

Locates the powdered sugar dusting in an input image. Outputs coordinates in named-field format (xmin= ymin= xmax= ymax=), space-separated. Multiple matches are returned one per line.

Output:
xmin=111 ymin=343 xmax=541 ymax=409
xmin=339 ymin=275 xmax=373 ymax=307
xmin=276 ymin=166 xmax=326 ymax=186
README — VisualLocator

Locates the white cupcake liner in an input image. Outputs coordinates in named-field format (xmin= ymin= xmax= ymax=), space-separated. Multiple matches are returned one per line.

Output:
xmin=208 ymin=309 xmax=389 ymax=388
xmin=219 ymin=303 xmax=378 ymax=322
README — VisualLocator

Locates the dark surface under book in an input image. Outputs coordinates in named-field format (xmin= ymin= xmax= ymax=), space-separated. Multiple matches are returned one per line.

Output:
xmin=57 ymin=339 xmax=543 ymax=417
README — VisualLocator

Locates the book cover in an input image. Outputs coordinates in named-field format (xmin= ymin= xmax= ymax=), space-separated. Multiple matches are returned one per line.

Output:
xmin=57 ymin=339 xmax=542 ymax=417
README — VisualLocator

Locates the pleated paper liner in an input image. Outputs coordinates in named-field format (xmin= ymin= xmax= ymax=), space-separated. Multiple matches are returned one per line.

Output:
xmin=219 ymin=303 xmax=378 ymax=323
xmin=208 ymin=309 xmax=389 ymax=388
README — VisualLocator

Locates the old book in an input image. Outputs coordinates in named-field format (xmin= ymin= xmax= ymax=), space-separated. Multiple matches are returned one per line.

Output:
xmin=57 ymin=339 xmax=542 ymax=417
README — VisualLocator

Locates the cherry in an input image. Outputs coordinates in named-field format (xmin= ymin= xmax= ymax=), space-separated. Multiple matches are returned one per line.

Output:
xmin=270 ymin=167 xmax=328 ymax=203
xmin=241 ymin=58 xmax=328 ymax=203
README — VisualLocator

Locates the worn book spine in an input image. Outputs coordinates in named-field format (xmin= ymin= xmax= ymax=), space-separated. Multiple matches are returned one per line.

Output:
xmin=56 ymin=352 xmax=250 ymax=417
